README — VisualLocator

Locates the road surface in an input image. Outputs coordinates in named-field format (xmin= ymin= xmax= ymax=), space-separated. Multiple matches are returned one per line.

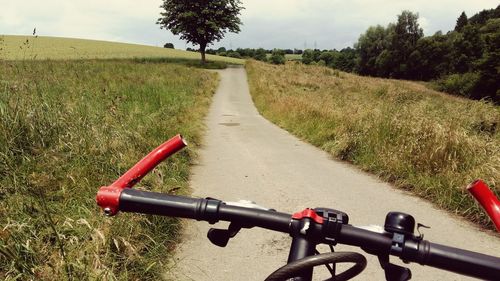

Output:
xmin=165 ymin=66 xmax=500 ymax=280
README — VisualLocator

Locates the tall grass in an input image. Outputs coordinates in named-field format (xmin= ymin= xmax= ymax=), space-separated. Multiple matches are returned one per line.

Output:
xmin=247 ymin=60 xmax=499 ymax=228
xmin=0 ymin=60 xmax=217 ymax=280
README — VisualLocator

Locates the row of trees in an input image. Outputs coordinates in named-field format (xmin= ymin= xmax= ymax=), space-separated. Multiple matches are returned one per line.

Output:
xmin=207 ymin=47 xmax=303 ymax=56
xmin=354 ymin=7 xmax=499 ymax=101
xmin=187 ymin=47 xmax=268 ymax=60
xmin=184 ymin=46 xmax=359 ymax=69
xmin=185 ymin=47 xmax=291 ymax=64
xmin=185 ymin=47 xmax=305 ymax=60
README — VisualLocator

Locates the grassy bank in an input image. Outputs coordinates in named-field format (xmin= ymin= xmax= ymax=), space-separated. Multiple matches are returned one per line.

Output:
xmin=0 ymin=35 xmax=244 ymax=64
xmin=247 ymin=60 xmax=499 ymax=228
xmin=0 ymin=60 xmax=217 ymax=280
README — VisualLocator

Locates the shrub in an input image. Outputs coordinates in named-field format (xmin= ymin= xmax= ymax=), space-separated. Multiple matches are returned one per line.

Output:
xmin=227 ymin=51 xmax=242 ymax=58
xmin=163 ymin=42 xmax=175 ymax=48
xmin=253 ymin=48 xmax=267 ymax=62
xmin=433 ymin=72 xmax=480 ymax=97
xmin=302 ymin=49 xmax=314 ymax=64
xmin=269 ymin=49 xmax=286 ymax=65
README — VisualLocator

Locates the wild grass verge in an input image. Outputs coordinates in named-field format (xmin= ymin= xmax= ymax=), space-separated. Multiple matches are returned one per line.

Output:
xmin=0 ymin=59 xmax=217 ymax=280
xmin=246 ymin=60 xmax=499 ymax=229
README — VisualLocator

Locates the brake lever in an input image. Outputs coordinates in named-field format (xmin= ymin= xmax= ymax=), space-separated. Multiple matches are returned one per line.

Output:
xmin=378 ymin=254 xmax=412 ymax=281
xmin=207 ymin=222 xmax=242 ymax=247
xmin=207 ymin=200 xmax=274 ymax=247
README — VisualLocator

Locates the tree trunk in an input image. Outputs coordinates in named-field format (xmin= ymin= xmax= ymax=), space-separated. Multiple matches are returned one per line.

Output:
xmin=200 ymin=43 xmax=207 ymax=64
xmin=201 ymin=51 xmax=206 ymax=64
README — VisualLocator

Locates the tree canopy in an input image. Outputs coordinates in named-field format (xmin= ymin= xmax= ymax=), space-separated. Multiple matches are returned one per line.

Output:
xmin=349 ymin=6 xmax=499 ymax=101
xmin=157 ymin=0 xmax=243 ymax=63
xmin=455 ymin=12 xmax=468 ymax=32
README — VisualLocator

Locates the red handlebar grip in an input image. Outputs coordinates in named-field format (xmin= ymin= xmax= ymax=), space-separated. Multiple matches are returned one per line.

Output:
xmin=96 ymin=134 xmax=187 ymax=215
xmin=467 ymin=179 xmax=500 ymax=232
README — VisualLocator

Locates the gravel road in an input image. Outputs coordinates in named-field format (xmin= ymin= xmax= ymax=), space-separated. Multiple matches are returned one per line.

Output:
xmin=165 ymin=66 xmax=500 ymax=280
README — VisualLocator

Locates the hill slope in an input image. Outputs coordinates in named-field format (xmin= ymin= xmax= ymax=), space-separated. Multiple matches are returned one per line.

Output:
xmin=0 ymin=35 xmax=243 ymax=63
xmin=247 ymin=60 xmax=499 ymax=228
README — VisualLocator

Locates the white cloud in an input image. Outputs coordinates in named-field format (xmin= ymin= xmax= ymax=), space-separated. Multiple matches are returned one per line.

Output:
xmin=419 ymin=16 xmax=430 ymax=34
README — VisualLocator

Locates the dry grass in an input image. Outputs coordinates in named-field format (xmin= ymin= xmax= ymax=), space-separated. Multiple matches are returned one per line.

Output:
xmin=0 ymin=35 xmax=244 ymax=64
xmin=247 ymin=60 xmax=499 ymax=227
xmin=0 ymin=59 xmax=217 ymax=280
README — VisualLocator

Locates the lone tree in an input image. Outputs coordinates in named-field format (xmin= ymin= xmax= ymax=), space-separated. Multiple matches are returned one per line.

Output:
xmin=157 ymin=0 xmax=243 ymax=63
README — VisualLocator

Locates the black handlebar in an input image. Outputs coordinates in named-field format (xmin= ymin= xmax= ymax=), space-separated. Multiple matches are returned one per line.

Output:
xmin=422 ymin=242 xmax=500 ymax=280
xmin=120 ymin=189 xmax=210 ymax=219
xmin=120 ymin=189 xmax=292 ymax=230
xmin=118 ymin=188 xmax=500 ymax=280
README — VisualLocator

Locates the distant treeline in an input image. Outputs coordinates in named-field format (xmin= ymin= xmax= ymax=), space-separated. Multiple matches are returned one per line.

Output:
xmin=186 ymin=5 xmax=499 ymax=101
xmin=186 ymin=46 xmax=357 ymax=71
xmin=186 ymin=47 xmax=296 ymax=65
xmin=353 ymin=7 xmax=499 ymax=101
xmin=186 ymin=47 xmax=303 ymax=59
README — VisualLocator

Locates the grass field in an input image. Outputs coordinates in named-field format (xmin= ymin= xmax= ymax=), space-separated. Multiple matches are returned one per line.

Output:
xmin=0 ymin=35 xmax=244 ymax=64
xmin=285 ymin=54 xmax=302 ymax=61
xmin=0 ymin=59 xmax=217 ymax=280
xmin=247 ymin=60 xmax=499 ymax=228
xmin=266 ymin=53 xmax=302 ymax=61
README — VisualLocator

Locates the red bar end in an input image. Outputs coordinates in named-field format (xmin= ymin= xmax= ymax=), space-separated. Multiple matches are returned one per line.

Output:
xmin=467 ymin=179 xmax=500 ymax=232
xmin=96 ymin=186 xmax=123 ymax=216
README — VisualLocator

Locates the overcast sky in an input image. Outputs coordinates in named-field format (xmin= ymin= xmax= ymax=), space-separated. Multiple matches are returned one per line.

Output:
xmin=1 ymin=1 xmax=498 ymax=50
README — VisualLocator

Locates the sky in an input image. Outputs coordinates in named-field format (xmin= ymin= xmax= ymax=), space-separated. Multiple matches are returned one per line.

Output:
xmin=1 ymin=0 xmax=498 ymax=50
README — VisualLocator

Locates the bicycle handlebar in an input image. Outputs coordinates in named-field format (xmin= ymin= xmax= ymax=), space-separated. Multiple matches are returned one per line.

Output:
xmin=117 ymin=188 xmax=500 ymax=280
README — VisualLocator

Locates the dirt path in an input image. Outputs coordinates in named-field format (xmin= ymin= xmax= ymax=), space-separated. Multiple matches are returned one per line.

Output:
xmin=165 ymin=66 xmax=499 ymax=280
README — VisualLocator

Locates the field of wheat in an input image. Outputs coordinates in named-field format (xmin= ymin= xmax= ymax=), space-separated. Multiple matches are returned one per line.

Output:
xmin=0 ymin=35 xmax=243 ymax=64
